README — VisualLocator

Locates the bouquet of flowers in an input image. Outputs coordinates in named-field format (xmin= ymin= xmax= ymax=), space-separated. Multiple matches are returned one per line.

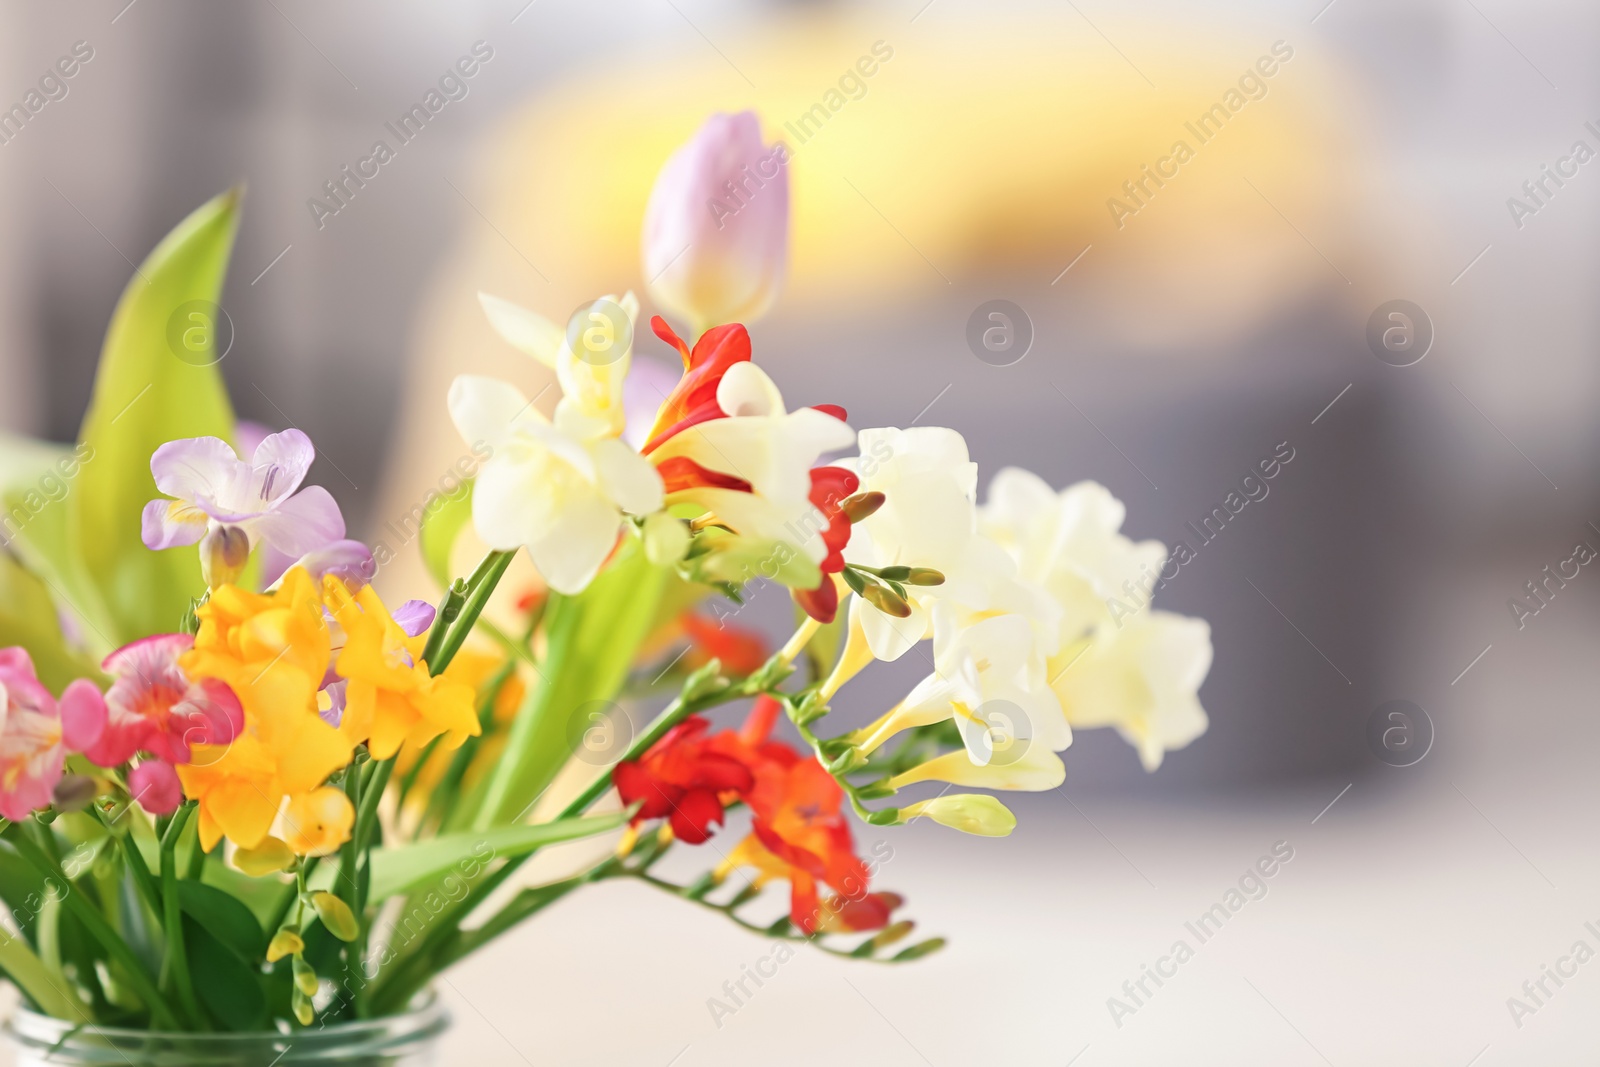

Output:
xmin=0 ymin=112 xmax=1210 ymax=1046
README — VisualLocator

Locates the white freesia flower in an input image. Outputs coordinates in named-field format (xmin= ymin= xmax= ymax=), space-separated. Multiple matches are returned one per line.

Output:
xmin=647 ymin=361 xmax=853 ymax=564
xmin=981 ymin=468 xmax=1166 ymax=639
xmin=448 ymin=375 xmax=663 ymax=595
xmin=899 ymin=793 xmax=1017 ymax=837
xmin=479 ymin=291 xmax=640 ymax=442
xmin=1051 ymin=610 xmax=1212 ymax=771
xmin=840 ymin=427 xmax=1015 ymax=662
xmin=855 ymin=609 xmax=1068 ymax=769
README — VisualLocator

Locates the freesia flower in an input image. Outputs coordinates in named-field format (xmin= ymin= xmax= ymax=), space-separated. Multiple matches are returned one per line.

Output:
xmin=141 ymin=429 xmax=360 ymax=587
xmin=643 ymin=318 xmax=854 ymax=573
xmin=980 ymin=470 xmax=1168 ymax=639
xmin=854 ymin=607 xmax=1068 ymax=771
xmin=479 ymin=291 xmax=642 ymax=443
xmin=613 ymin=716 xmax=754 ymax=843
xmin=177 ymin=569 xmax=353 ymax=851
xmin=643 ymin=111 xmax=788 ymax=332
xmin=718 ymin=833 xmax=896 ymax=936
xmin=86 ymin=634 xmax=242 ymax=768
xmin=448 ymin=374 xmax=664 ymax=595
xmin=128 ymin=759 xmax=183 ymax=816
xmin=899 ymin=793 xmax=1017 ymax=837
xmin=980 ymin=468 xmax=1213 ymax=770
xmin=325 ymin=577 xmax=479 ymax=759
xmin=1051 ymin=612 xmax=1212 ymax=771
xmin=281 ymin=785 xmax=354 ymax=856
xmin=838 ymin=426 xmax=1015 ymax=663
xmin=0 ymin=649 xmax=105 ymax=822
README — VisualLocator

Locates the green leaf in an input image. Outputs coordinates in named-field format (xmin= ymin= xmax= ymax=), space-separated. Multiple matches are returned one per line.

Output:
xmin=70 ymin=189 xmax=241 ymax=643
xmin=796 ymin=601 xmax=845 ymax=685
xmin=176 ymin=881 xmax=264 ymax=961
xmin=185 ymin=919 xmax=267 ymax=1031
xmin=473 ymin=543 xmax=669 ymax=829
xmin=0 ymin=841 xmax=49 ymax=943
xmin=418 ymin=479 xmax=475 ymax=589
xmin=366 ymin=811 xmax=625 ymax=904
xmin=0 ymin=926 xmax=88 ymax=1019
xmin=0 ymin=549 xmax=103 ymax=693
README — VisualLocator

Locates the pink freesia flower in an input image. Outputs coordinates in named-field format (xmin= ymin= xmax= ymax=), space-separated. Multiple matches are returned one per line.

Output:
xmin=0 ymin=648 xmax=106 ymax=822
xmin=140 ymin=428 xmax=366 ymax=586
xmin=128 ymin=760 xmax=183 ymax=816
xmin=85 ymin=634 xmax=242 ymax=768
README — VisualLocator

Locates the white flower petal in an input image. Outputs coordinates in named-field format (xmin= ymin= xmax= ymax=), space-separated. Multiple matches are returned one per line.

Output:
xmin=479 ymin=293 xmax=563 ymax=369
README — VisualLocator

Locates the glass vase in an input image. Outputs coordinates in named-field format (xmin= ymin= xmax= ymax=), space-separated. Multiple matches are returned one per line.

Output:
xmin=3 ymin=995 xmax=447 ymax=1066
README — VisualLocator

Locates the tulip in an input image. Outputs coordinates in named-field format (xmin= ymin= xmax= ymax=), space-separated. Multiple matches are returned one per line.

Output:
xmin=643 ymin=111 xmax=789 ymax=334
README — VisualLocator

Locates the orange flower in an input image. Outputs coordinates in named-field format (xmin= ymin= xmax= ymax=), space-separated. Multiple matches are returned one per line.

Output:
xmin=680 ymin=612 xmax=767 ymax=676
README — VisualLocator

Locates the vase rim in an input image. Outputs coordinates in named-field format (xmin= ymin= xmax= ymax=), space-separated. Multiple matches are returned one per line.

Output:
xmin=4 ymin=990 xmax=448 ymax=1058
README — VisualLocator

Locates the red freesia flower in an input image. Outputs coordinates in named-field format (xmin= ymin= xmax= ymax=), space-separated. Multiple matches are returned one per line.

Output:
xmin=614 ymin=695 xmax=897 ymax=934
xmin=792 ymin=464 xmax=859 ymax=625
xmin=680 ymin=613 xmax=768 ymax=677
xmin=612 ymin=716 xmax=753 ymax=843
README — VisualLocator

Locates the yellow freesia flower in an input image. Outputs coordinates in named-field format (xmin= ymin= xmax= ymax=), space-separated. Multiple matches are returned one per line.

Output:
xmin=177 ymin=568 xmax=354 ymax=851
xmin=282 ymin=785 xmax=355 ymax=856
xmin=325 ymin=578 xmax=480 ymax=760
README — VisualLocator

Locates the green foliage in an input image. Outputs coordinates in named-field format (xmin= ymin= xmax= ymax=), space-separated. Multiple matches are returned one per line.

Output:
xmin=365 ymin=812 xmax=625 ymax=903
xmin=418 ymin=479 xmax=475 ymax=590
xmin=69 ymin=188 xmax=241 ymax=643
xmin=472 ymin=543 xmax=669 ymax=829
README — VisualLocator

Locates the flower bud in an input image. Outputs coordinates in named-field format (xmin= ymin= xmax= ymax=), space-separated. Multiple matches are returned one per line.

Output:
xmin=52 ymin=774 xmax=97 ymax=813
xmin=642 ymin=511 xmax=690 ymax=566
xmin=267 ymin=927 xmax=305 ymax=963
xmin=839 ymin=491 xmax=885 ymax=523
xmin=905 ymin=567 xmax=945 ymax=587
xmin=643 ymin=111 xmax=788 ymax=331
xmin=291 ymin=985 xmax=315 ymax=1026
xmin=199 ymin=525 xmax=249 ymax=588
xmin=898 ymin=794 xmax=1017 ymax=836
xmin=311 ymin=890 xmax=360 ymax=942
xmin=292 ymin=955 xmax=319 ymax=997
xmin=862 ymin=583 xmax=912 ymax=618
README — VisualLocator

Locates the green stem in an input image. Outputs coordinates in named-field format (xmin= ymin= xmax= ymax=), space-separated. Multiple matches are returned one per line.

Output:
xmin=160 ymin=804 xmax=205 ymax=1029
xmin=91 ymin=805 xmax=162 ymax=927
xmin=8 ymin=830 xmax=181 ymax=1029
xmin=427 ymin=550 xmax=516 ymax=675
xmin=367 ymin=664 xmax=776 ymax=1013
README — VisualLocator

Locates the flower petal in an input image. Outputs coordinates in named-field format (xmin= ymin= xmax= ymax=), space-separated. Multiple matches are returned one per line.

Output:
xmin=252 ymin=486 xmax=348 ymax=586
xmin=150 ymin=436 xmax=241 ymax=506
xmin=479 ymin=293 xmax=563 ymax=369
xmin=57 ymin=679 xmax=106 ymax=754
xmin=248 ymin=428 xmax=316 ymax=511
xmin=590 ymin=438 xmax=664 ymax=517
xmin=130 ymin=760 xmax=183 ymax=815
xmin=141 ymin=499 xmax=208 ymax=551
xmin=449 ymin=375 xmax=540 ymax=451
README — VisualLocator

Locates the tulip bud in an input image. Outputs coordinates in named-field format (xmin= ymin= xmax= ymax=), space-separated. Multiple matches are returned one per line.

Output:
xmin=199 ymin=525 xmax=249 ymax=588
xmin=898 ymin=794 xmax=1017 ymax=837
xmin=643 ymin=111 xmax=788 ymax=332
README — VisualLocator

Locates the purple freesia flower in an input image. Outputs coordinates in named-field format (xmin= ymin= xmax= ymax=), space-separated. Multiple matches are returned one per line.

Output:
xmin=141 ymin=429 xmax=361 ymax=587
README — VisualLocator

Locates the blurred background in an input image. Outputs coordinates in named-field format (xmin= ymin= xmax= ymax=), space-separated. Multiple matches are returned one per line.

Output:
xmin=3 ymin=0 xmax=1599 ymax=1062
